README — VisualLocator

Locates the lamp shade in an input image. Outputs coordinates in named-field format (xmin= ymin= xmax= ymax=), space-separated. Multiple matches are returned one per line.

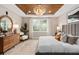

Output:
xmin=13 ymin=24 xmax=20 ymax=33
xmin=13 ymin=24 xmax=19 ymax=29
xmin=57 ymin=26 xmax=61 ymax=31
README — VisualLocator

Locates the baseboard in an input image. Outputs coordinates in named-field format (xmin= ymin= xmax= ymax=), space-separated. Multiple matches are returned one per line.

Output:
xmin=32 ymin=37 xmax=39 ymax=40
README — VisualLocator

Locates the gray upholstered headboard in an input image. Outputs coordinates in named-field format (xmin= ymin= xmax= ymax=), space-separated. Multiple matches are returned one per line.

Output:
xmin=62 ymin=21 xmax=79 ymax=36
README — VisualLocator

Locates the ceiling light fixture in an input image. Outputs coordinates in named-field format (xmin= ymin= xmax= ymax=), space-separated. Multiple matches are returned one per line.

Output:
xmin=28 ymin=11 xmax=31 ymax=13
xmin=33 ymin=5 xmax=46 ymax=15
xmin=48 ymin=10 xmax=52 ymax=13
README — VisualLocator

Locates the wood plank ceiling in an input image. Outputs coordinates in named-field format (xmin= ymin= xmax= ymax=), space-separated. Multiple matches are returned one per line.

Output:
xmin=16 ymin=4 xmax=63 ymax=15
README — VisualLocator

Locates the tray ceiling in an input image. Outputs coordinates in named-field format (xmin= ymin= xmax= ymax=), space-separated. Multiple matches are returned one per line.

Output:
xmin=16 ymin=4 xmax=63 ymax=15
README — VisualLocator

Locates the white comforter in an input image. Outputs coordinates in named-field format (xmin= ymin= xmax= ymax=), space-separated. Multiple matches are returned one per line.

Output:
xmin=37 ymin=36 xmax=79 ymax=53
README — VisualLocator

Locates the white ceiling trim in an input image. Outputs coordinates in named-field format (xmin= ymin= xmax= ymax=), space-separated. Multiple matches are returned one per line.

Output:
xmin=68 ymin=6 xmax=79 ymax=15
xmin=23 ymin=15 xmax=58 ymax=17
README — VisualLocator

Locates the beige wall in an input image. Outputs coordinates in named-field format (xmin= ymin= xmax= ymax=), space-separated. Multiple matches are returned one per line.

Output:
xmin=58 ymin=14 xmax=68 ymax=31
xmin=21 ymin=17 xmax=30 ymax=30
xmin=48 ymin=17 xmax=58 ymax=35
xmin=0 ymin=5 xmax=22 ymax=32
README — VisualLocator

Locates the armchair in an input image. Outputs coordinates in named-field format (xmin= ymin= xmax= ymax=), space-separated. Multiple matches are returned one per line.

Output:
xmin=20 ymin=32 xmax=28 ymax=40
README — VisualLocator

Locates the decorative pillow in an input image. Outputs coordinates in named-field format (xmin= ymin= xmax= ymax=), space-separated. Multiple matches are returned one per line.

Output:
xmin=67 ymin=36 xmax=78 ymax=45
xmin=61 ymin=34 xmax=67 ymax=42
xmin=76 ymin=38 xmax=79 ymax=45
xmin=75 ymin=37 xmax=79 ymax=45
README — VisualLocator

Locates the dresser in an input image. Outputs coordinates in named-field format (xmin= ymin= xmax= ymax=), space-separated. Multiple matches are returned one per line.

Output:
xmin=0 ymin=33 xmax=20 ymax=54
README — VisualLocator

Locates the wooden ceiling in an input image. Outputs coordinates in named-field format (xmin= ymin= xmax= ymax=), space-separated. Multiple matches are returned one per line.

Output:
xmin=16 ymin=4 xmax=63 ymax=15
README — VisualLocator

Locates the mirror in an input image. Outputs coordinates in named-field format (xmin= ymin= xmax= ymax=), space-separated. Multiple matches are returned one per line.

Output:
xmin=0 ymin=15 xmax=13 ymax=32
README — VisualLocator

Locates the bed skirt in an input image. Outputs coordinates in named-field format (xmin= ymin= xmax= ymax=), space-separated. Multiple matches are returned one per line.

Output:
xmin=35 ymin=52 xmax=79 ymax=55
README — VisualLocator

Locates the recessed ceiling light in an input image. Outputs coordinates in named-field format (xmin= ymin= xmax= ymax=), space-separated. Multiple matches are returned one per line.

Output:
xmin=48 ymin=10 xmax=51 ymax=13
xmin=28 ymin=11 xmax=31 ymax=13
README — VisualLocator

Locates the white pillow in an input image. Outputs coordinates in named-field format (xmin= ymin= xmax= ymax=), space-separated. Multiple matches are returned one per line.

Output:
xmin=76 ymin=38 xmax=79 ymax=45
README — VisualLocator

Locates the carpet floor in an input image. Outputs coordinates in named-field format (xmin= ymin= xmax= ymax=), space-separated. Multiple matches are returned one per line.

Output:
xmin=4 ymin=39 xmax=38 ymax=55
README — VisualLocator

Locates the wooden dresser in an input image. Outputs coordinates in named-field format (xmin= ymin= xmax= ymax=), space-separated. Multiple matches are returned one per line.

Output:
xmin=0 ymin=33 xmax=20 ymax=54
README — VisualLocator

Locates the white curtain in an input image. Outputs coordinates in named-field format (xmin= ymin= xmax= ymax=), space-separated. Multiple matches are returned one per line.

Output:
xmin=29 ymin=19 xmax=33 ymax=39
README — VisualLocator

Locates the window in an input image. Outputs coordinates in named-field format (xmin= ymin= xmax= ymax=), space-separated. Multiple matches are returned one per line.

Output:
xmin=32 ymin=19 xmax=48 ymax=32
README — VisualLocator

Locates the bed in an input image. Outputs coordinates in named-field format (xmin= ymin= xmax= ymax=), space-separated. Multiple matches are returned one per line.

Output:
xmin=35 ymin=36 xmax=79 ymax=55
